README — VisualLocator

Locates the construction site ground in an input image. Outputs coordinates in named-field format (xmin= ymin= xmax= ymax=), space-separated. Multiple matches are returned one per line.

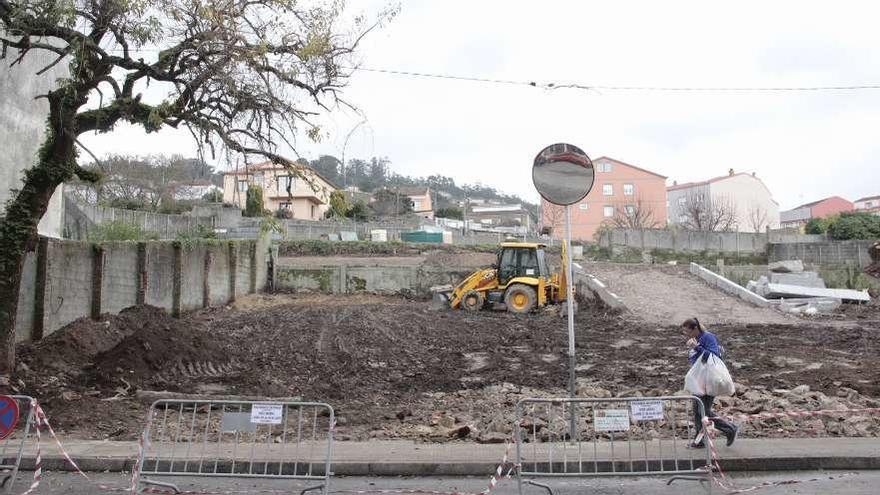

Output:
xmin=10 ymin=259 xmax=880 ymax=444
xmin=581 ymin=262 xmax=794 ymax=325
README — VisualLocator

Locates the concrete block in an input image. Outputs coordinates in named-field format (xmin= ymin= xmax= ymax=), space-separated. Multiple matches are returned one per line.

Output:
xmin=689 ymin=263 xmax=770 ymax=307
xmin=763 ymin=283 xmax=870 ymax=303
xmin=769 ymin=272 xmax=826 ymax=288
xmin=769 ymin=260 xmax=804 ymax=273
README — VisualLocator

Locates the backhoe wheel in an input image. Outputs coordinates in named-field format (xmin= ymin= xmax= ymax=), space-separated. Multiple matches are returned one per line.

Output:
xmin=505 ymin=284 xmax=537 ymax=314
xmin=461 ymin=290 xmax=485 ymax=312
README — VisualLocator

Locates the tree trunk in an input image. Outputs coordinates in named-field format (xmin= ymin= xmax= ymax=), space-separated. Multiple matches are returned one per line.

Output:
xmin=0 ymin=99 xmax=78 ymax=375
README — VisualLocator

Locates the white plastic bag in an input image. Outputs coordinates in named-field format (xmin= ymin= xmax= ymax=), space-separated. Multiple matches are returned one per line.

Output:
xmin=685 ymin=354 xmax=735 ymax=397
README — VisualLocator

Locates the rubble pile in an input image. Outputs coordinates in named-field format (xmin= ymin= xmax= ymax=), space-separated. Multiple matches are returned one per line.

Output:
xmin=747 ymin=259 xmax=871 ymax=315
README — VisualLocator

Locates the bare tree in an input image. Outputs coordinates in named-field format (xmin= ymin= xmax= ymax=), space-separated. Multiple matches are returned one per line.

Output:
xmin=540 ymin=203 xmax=565 ymax=235
xmin=0 ymin=0 xmax=394 ymax=373
xmin=609 ymin=196 xmax=661 ymax=229
xmin=747 ymin=204 xmax=769 ymax=233
xmin=680 ymin=193 xmax=737 ymax=232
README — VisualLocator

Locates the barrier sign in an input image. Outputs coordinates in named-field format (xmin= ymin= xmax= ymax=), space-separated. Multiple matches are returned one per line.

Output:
xmin=631 ymin=400 xmax=665 ymax=421
xmin=251 ymin=403 xmax=284 ymax=424
xmin=594 ymin=409 xmax=630 ymax=432
xmin=0 ymin=395 xmax=20 ymax=440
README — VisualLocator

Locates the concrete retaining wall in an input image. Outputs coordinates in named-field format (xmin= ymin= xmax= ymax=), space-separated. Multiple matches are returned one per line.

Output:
xmin=690 ymin=262 xmax=770 ymax=307
xmin=572 ymin=269 xmax=627 ymax=311
xmin=768 ymin=240 xmax=875 ymax=268
xmin=100 ymin=242 xmax=139 ymax=314
xmin=275 ymin=259 xmax=626 ymax=312
xmin=13 ymin=237 xmax=270 ymax=342
xmin=599 ymin=228 xmax=769 ymax=254
xmin=275 ymin=263 xmax=474 ymax=298
xmin=63 ymin=196 xmax=215 ymax=240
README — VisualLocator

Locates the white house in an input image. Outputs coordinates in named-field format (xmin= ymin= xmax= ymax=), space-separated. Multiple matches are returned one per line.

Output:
xmin=854 ymin=195 xmax=880 ymax=215
xmin=667 ymin=170 xmax=780 ymax=232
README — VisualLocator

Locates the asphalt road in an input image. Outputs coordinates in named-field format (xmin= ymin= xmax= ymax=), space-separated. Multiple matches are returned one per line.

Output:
xmin=8 ymin=470 xmax=875 ymax=495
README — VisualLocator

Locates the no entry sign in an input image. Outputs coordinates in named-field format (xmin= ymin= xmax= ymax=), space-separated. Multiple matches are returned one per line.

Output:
xmin=0 ymin=395 xmax=20 ymax=440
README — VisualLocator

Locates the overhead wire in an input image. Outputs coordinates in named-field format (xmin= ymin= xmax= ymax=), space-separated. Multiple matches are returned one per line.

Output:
xmin=347 ymin=66 xmax=880 ymax=93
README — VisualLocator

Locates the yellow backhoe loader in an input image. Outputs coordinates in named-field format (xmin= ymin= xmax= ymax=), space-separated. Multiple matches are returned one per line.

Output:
xmin=431 ymin=241 xmax=572 ymax=313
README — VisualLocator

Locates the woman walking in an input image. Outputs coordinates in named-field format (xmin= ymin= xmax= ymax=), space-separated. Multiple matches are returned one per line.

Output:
xmin=682 ymin=317 xmax=738 ymax=448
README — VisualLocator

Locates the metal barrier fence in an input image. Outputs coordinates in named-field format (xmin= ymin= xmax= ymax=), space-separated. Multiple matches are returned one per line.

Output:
xmin=137 ymin=400 xmax=334 ymax=495
xmin=0 ymin=395 xmax=35 ymax=494
xmin=515 ymin=396 xmax=712 ymax=495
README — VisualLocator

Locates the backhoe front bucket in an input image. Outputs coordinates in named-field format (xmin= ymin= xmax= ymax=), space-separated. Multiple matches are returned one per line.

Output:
xmin=430 ymin=285 xmax=453 ymax=310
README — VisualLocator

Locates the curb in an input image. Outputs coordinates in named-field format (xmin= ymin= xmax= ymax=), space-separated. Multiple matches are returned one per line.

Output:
xmin=15 ymin=456 xmax=880 ymax=476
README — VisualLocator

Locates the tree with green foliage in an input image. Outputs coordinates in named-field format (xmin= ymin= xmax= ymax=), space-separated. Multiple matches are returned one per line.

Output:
xmin=0 ymin=0 xmax=394 ymax=372
xmin=202 ymin=189 xmax=223 ymax=203
xmin=370 ymin=188 xmax=414 ymax=218
xmin=326 ymin=190 xmax=350 ymax=218
xmin=827 ymin=212 xmax=880 ymax=240
xmin=346 ymin=200 xmax=371 ymax=221
xmin=243 ymin=186 xmax=265 ymax=218
xmin=805 ymin=217 xmax=830 ymax=235
xmin=435 ymin=207 xmax=464 ymax=220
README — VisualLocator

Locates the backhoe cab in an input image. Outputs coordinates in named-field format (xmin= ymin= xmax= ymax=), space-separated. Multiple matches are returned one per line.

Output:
xmin=432 ymin=242 xmax=571 ymax=314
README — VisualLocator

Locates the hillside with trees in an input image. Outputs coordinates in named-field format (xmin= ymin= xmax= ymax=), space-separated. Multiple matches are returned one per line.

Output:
xmin=307 ymin=155 xmax=538 ymax=214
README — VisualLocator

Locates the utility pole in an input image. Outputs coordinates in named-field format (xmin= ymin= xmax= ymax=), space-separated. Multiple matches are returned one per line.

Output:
xmin=463 ymin=196 xmax=469 ymax=236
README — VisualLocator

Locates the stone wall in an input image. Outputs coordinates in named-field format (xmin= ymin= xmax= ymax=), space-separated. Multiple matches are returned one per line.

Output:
xmin=13 ymin=236 xmax=270 ymax=342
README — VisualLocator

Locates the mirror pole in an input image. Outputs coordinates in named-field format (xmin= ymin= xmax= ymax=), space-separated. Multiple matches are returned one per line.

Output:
xmin=565 ymin=204 xmax=577 ymax=441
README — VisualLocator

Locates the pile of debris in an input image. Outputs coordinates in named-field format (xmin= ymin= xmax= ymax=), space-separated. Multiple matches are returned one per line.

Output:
xmin=747 ymin=259 xmax=870 ymax=315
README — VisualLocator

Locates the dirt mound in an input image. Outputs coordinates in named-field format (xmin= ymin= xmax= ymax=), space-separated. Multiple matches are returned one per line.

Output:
xmin=18 ymin=305 xmax=172 ymax=377
xmin=13 ymin=293 xmax=880 ymax=442
xmin=90 ymin=314 xmax=232 ymax=389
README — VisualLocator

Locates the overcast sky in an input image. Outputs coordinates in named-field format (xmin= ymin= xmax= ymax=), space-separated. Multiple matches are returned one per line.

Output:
xmin=80 ymin=0 xmax=880 ymax=210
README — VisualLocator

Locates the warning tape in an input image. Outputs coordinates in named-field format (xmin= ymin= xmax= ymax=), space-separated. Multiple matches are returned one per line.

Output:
xmin=12 ymin=402 xmax=518 ymax=495
xmin=702 ymin=408 xmax=869 ymax=494
xmin=21 ymin=399 xmax=874 ymax=495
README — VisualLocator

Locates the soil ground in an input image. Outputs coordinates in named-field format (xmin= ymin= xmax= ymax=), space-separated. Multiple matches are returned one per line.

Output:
xmin=7 ymin=291 xmax=879 ymax=443
xmin=582 ymin=262 xmax=796 ymax=325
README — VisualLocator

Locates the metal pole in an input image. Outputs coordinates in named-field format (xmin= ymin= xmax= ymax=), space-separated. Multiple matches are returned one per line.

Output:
xmin=565 ymin=205 xmax=577 ymax=441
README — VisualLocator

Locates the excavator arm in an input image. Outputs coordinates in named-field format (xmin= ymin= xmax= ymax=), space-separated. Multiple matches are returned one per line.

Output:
xmin=447 ymin=267 xmax=499 ymax=308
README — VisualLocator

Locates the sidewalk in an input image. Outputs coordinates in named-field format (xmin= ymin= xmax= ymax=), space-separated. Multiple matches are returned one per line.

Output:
xmin=10 ymin=437 xmax=880 ymax=475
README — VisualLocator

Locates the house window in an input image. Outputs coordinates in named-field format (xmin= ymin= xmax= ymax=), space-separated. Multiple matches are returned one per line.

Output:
xmin=625 ymin=205 xmax=636 ymax=216
xmin=624 ymin=184 xmax=634 ymax=196
xmin=678 ymin=197 xmax=686 ymax=206
xmin=279 ymin=202 xmax=291 ymax=210
xmin=277 ymin=176 xmax=293 ymax=195
xmin=578 ymin=203 xmax=589 ymax=210
xmin=679 ymin=215 xmax=688 ymax=223
xmin=237 ymin=180 xmax=248 ymax=192
xmin=311 ymin=205 xmax=316 ymax=219
xmin=603 ymin=206 xmax=614 ymax=218
xmin=867 ymin=201 xmax=874 ymax=208
xmin=253 ymin=172 xmax=264 ymax=187
xmin=602 ymin=184 xmax=613 ymax=196
xmin=597 ymin=162 xmax=613 ymax=173
xmin=413 ymin=199 xmax=422 ymax=210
